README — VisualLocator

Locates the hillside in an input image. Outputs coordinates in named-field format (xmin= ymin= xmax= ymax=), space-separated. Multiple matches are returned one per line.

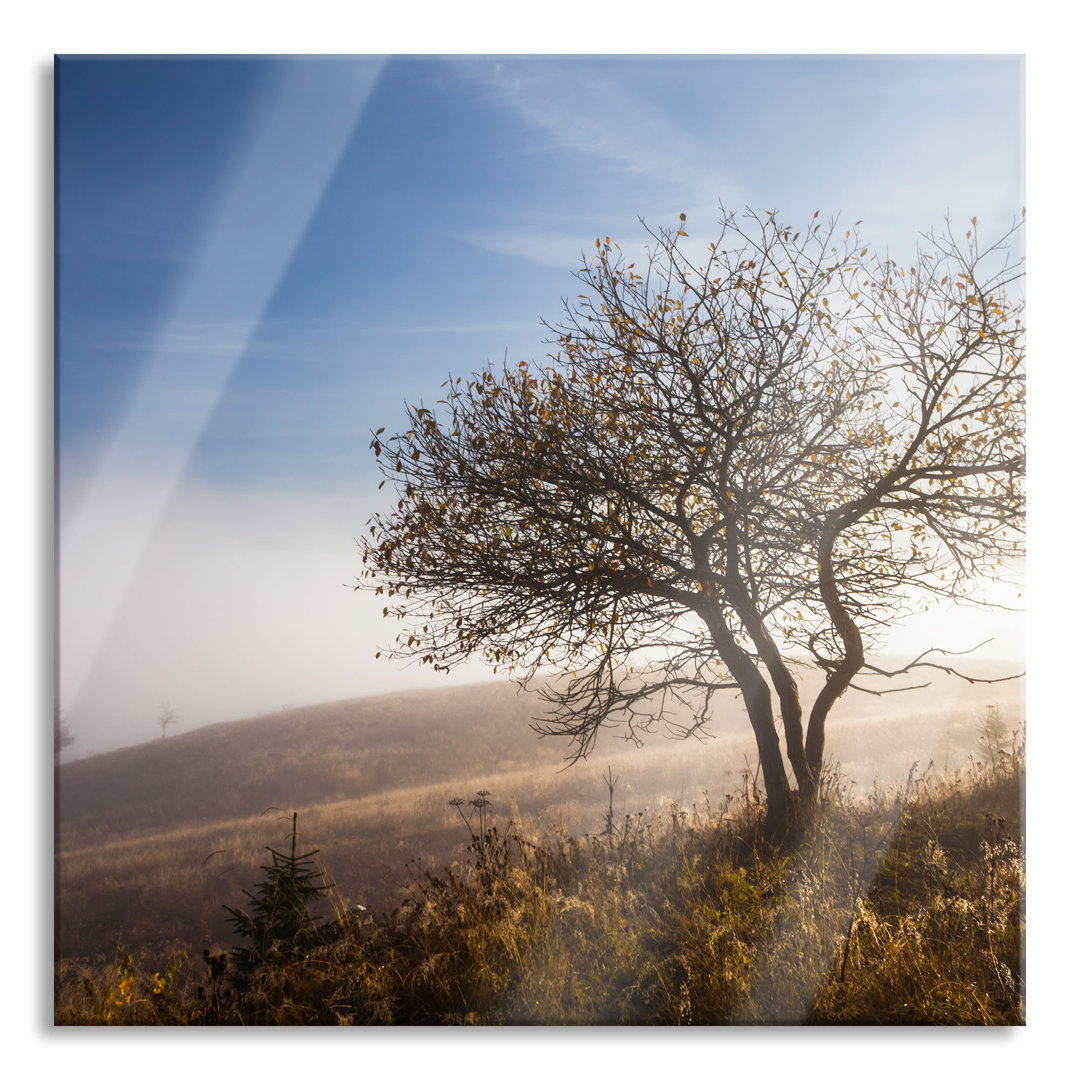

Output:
xmin=59 ymin=682 xmax=559 ymax=846
xmin=55 ymin=664 xmax=1023 ymax=960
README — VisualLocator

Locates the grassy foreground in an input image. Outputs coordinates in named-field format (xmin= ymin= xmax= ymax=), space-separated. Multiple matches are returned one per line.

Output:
xmin=54 ymin=743 xmax=1023 ymax=1026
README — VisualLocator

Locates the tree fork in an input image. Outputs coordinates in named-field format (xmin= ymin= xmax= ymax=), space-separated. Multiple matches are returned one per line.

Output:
xmin=700 ymin=606 xmax=792 ymax=833
xmin=805 ymin=528 xmax=865 ymax=786
xmin=719 ymin=531 xmax=813 ymax=802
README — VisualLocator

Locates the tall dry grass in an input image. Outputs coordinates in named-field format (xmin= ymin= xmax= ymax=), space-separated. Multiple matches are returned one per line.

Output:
xmin=55 ymin=722 xmax=1024 ymax=1025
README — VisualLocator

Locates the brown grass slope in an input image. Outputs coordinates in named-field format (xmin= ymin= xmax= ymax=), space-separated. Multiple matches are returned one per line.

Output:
xmin=55 ymin=665 xmax=1022 ymax=962
xmin=58 ymin=682 xmax=566 ymax=848
xmin=55 ymin=678 xmax=751 ymax=959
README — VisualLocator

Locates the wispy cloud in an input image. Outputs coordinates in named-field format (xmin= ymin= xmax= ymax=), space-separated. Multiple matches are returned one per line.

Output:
xmin=451 ymin=59 xmax=744 ymax=267
xmin=99 ymin=316 xmax=546 ymax=356
xmin=98 ymin=320 xmax=262 ymax=357
xmin=454 ymin=224 xmax=598 ymax=270
xmin=471 ymin=60 xmax=736 ymax=196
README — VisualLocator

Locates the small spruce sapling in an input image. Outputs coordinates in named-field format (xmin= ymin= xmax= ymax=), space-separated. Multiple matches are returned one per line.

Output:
xmin=224 ymin=812 xmax=331 ymax=980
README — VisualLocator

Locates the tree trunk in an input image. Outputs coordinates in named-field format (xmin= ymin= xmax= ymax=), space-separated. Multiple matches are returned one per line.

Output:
xmin=702 ymin=607 xmax=792 ymax=837
xmin=757 ymin=649 xmax=811 ymax=799
xmin=722 ymin=549 xmax=813 ymax=799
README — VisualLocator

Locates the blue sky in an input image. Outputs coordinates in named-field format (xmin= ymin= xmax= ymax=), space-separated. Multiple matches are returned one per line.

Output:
xmin=56 ymin=54 xmax=1025 ymax=757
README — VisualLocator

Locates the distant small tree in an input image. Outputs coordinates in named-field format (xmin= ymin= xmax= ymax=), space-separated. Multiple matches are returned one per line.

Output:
xmin=978 ymin=703 xmax=1010 ymax=765
xmin=54 ymin=706 xmax=73 ymax=760
xmin=157 ymin=703 xmax=178 ymax=741
xmin=359 ymin=205 xmax=1025 ymax=835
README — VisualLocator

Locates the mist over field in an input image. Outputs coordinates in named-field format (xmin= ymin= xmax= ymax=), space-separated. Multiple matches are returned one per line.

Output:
xmin=57 ymin=467 xmax=1025 ymax=761
xmin=57 ymin=477 xmax=503 ymax=759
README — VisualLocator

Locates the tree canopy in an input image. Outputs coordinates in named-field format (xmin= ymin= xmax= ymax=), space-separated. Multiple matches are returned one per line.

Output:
xmin=358 ymin=206 xmax=1025 ymax=833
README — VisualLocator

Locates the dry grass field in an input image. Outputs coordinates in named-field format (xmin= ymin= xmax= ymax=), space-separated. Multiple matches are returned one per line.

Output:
xmin=55 ymin=663 xmax=1023 ymax=965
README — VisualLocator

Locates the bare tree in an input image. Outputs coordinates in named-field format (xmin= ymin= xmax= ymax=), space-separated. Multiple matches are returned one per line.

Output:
xmin=358 ymin=206 xmax=1024 ymax=835
xmin=54 ymin=705 xmax=74 ymax=760
xmin=157 ymin=703 xmax=178 ymax=741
